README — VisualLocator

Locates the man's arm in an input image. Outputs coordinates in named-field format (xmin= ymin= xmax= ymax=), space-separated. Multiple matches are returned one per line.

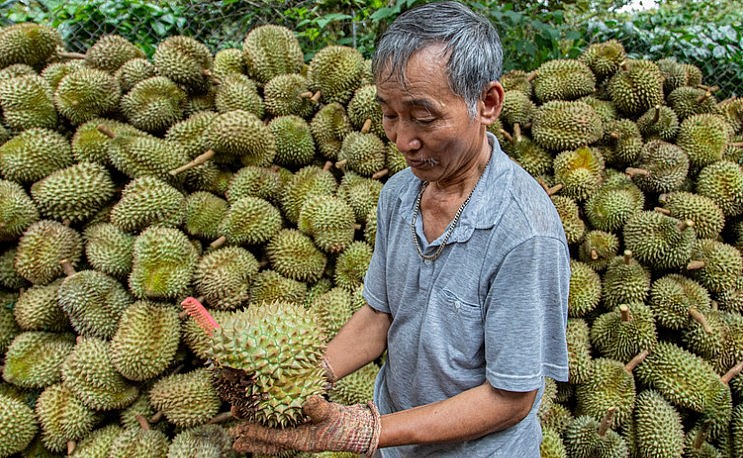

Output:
xmin=379 ymin=382 xmax=538 ymax=447
xmin=324 ymin=304 xmax=392 ymax=380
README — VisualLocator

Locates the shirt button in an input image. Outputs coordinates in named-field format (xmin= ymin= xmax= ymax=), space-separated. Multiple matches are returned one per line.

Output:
xmin=454 ymin=300 xmax=461 ymax=309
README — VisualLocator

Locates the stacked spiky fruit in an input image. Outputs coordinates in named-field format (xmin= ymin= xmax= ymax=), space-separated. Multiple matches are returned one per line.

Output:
xmin=0 ymin=20 xmax=741 ymax=458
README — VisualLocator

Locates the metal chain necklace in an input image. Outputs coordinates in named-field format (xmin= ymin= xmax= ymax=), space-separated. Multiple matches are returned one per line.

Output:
xmin=410 ymin=167 xmax=486 ymax=262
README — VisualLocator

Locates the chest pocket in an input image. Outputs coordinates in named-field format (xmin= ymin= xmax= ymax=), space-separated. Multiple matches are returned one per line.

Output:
xmin=439 ymin=287 xmax=485 ymax=368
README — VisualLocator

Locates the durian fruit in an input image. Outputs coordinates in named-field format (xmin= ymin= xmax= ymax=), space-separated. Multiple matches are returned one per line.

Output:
xmin=590 ymin=302 xmax=657 ymax=363
xmin=329 ymin=362 xmax=378 ymax=406
xmin=579 ymin=95 xmax=618 ymax=124
xmin=627 ymin=139 xmax=689 ymax=194
xmin=656 ymin=191 xmax=725 ymax=240
xmin=298 ymin=194 xmax=357 ymax=254
xmin=214 ymin=73 xmax=264 ymax=118
xmin=0 ymin=393 xmax=38 ymax=457
xmin=648 ymin=273 xmax=713 ymax=332
xmin=567 ymin=319 xmax=593 ymax=386
xmin=71 ymin=117 xmax=143 ymax=166
xmin=531 ymin=100 xmax=604 ymax=152
xmin=0 ymin=23 xmax=62 ymax=68
xmin=578 ymin=39 xmax=625 ymax=80
xmin=630 ymin=389 xmax=685 ymax=458
xmin=110 ymin=176 xmax=185 ymax=233
xmin=118 ymin=393 xmax=160 ymax=431
xmin=128 ymin=226 xmax=198 ymax=300
xmin=13 ymin=279 xmax=69 ymax=332
xmin=577 ymin=230 xmax=619 ymax=272
xmin=347 ymin=84 xmax=385 ymax=138
xmin=732 ymin=403 xmax=743 ymax=458
xmin=718 ymin=96 xmax=743 ymax=134
xmin=0 ymin=301 xmax=21 ymax=355
xmin=60 ymin=34 xmax=145 ymax=73
xmin=206 ymin=109 xmax=276 ymax=167
xmin=602 ymin=251 xmax=651 ymax=309
xmin=14 ymin=220 xmax=82 ymax=285
xmin=34 ymin=383 xmax=101 ymax=453
xmin=120 ymin=76 xmax=187 ymax=133
xmin=681 ymin=308 xmax=728 ymax=363
xmin=0 ymin=179 xmax=39 ymax=242
xmin=685 ymin=239 xmax=742 ymax=294
xmin=656 ymin=58 xmax=689 ymax=94
xmin=500 ymin=133 xmax=553 ymax=177
xmin=83 ymin=223 xmax=135 ymax=279
xmin=532 ymin=59 xmax=596 ymax=103
xmin=115 ymin=57 xmax=157 ymax=93
xmin=107 ymin=415 xmax=170 ymax=458
xmin=310 ymin=287 xmax=355 ymax=342
xmin=607 ymin=59 xmax=664 ymax=117
xmin=109 ymin=300 xmax=181 ymax=381
xmin=212 ymin=195 xmax=283 ymax=248
xmin=500 ymin=69 xmax=534 ymax=96
xmin=539 ymin=426 xmax=567 ymax=458
xmin=207 ymin=300 xmax=328 ymax=427
xmin=676 ymin=113 xmax=734 ymax=169
xmin=242 ymin=24 xmax=304 ymax=85
xmin=280 ymin=164 xmax=338 ymax=224
xmin=40 ymin=59 xmax=85 ymax=91
xmin=336 ymin=172 xmax=383 ymax=224
xmin=266 ymin=228 xmax=327 ymax=283
xmin=182 ymin=191 xmax=229 ymax=241
xmin=30 ymin=162 xmax=116 ymax=224
xmin=102 ymin=127 xmax=189 ymax=181
xmin=269 ymin=115 xmax=316 ymax=168
xmin=0 ymin=127 xmax=74 ymax=184
xmin=192 ymin=246 xmax=259 ymax=310
xmin=549 ymin=194 xmax=585 ymax=245
xmin=337 ymin=131 xmax=387 ymax=177
xmin=263 ymin=73 xmax=318 ymax=119
xmin=307 ymin=45 xmax=365 ymax=105
xmin=167 ymin=424 xmax=236 ymax=458
xmin=542 ymin=404 xmax=575 ymax=441
xmin=695 ymin=160 xmax=743 ymax=218
xmin=213 ymin=47 xmax=245 ymax=77
xmin=385 ymin=142 xmax=408 ymax=176
xmin=310 ymin=102 xmax=353 ymax=160
xmin=148 ymin=368 xmax=221 ymax=428
xmin=563 ymin=409 xmax=629 ymax=458
xmin=333 ymin=240 xmax=373 ymax=291
xmin=69 ymin=423 xmax=123 ymax=458
xmin=153 ymin=35 xmax=213 ymax=93
xmin=165 ymin=110 xmax=217 ymax=157
xmin=61 ymin=337 xmax=139 ymax=411
xmin=181 ymin=308 xmax=234 ymax=361
xmin=2 ymin=331 xmax=75 ymax=389
xmin=601 ymin=119 xmax=644 ymax=166
xmin=0 ymin=74 xmax=58 ymax=130
xmin=57 ymin=269 xmax=132 ymax=340
xmin=0 ymin=248 xmax=27 ymax=291
xmin=575 ymin=352 xmax=647 ymax=429
xmin=249 ymin=269 xmax=308 ymax=305
xmin=622 ymin=210 xmax=696 ymax=271
xmin=225 ymin=165 xmax=284 ymax=205
xmin=567 ymin=260 xmax=602 ymax=318
xmin=667 ymin=85 xmax=719 ymax=121
xmin=636 ymin=104 xmax=679 ymax=141
xmin=54 ymin=68 xmax=121 ymax=125
xmin=583 ymin=172 xmax=644 ymax=233
xmin=0 ymin=62 xmax=36 ymax=81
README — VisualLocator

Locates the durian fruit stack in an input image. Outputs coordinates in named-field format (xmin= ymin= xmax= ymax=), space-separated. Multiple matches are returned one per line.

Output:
xmin=0 ymin=19 xmax=741 ymax=458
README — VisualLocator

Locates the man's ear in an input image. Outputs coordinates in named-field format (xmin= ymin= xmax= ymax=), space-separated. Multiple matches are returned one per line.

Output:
xmin=480 ymin=81 xmax=504 ymax=126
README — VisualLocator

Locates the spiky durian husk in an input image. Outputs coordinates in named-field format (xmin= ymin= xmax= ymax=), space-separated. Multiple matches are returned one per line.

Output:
xmin=249 ymin=269 xmax=308 ymax=305
xmin=0 ymin=23 xmax=62 ymax=68
xmin=531 ymin=100 xmax=604 ymax=152
xmin=41 ymin=59 xmax=86 ymax=91
xmin=120 ymin=76 xmax=187 ymax=133
xmin=82 ymin=223 xmax=134 ymax=280
xmin=577 ymin=230 xmax=619 ymax=271
xmin=333 ymin=240 xmax=372 ymax=291
xmin=167 ymin=424 xmax=236 ymax=458
xmin=330 ymin=362 xmax=378 ymax=406
xmin=307 ymin=45 xmax=365 ymax=105
xmin=2 ymin=332 xmax=75 ymax=389
xmin=242 ymin=24 xmax=304 ymax=85
xmin=109 ymin=300 xmax=181 ymax=381
xmin=336 ymin=172 xmax=383 ymax=224
xmin=35 ymin=383 xmax=101 ymax=453
xmin=182 ymin=191 xmax=229 ymax=241
xmin=686 ymin=238 xmax=742 ymax=293
xmin=657 ymin=191 xmax=725 ymax=239
xmin=668 ymin=85 xmax=719 ymax=121
xmin=298 ymin=195 xmax=356 ymax=254
xmin=310 ymin=286 xmax=354 ymax=341
xmin=695 ymin=160 xmax=743 ymax=218
xmin=590 ymin=303 xmax=657 ymax=362
xmin=567 ymin=260 xmax=601 ymax=318
xmin=280 ymin=164 xmax=338 ymax=224
xmin=54 ymin=68 xmax=121 ymax=125
xmin=107 ymin=130 xmax=188 ymax=181
xmin=347 ymin=84 xmax=385 ymax=138
xmin=0 ymin=301 xmax=21 ymax=355
xmin=338 ymin=131 xmax=386 ymax=177
xmin=13 ymin=279 xmax=68 ymax=332
xmin=165 ymin=110 xmax=218 ymax=158
xmin=602 ymin=253 xmax=651 ymax=308
xmin=0 ymin=127 xmax=74 ymax=184
xmin=14 ymin=219 xmax=82 ymax=286
xmin=607 ymin=59 xmax=664 ymax=117
xmin=269 ymin=115 xmax=316 ymax=168
xmin=69 ymin=424 xmax=123 ymax=458
xmin=566 ymin=318 xmax=593 ymax=386
xmin=71 ymin=118 xmax=143 ymax=166
xmin=533 ymin=59 xmax=596 ymax=103
xmin=110 ymin=176 xmax=185 ymax=233
xmin=266 ymin=228 xmax=327 ymax=283
xmin=225 ymin=165 xmax=283 ymax=205
xmin=206 ymin=109 xmax=276 ymax=166
xmin=149 ymin=368 xmax=221 ymax=428
xmin=648 ymin=273 xmax=711 ymax=330
xmin=623 ymin=210 xmax=696 ymax=270
xmin=636 ymin=104 xmax=679 ymax=141
xmin=0 ymin=179 xmax=39 ymax=242
xmin=550 ymin=195 xmax=585 ymax=245
xmin=0 ymin=74 xmax=58 ymax=130
xmin=676 ymin=113 xmax=734 ymax=169
xmin=0 ymin=393 xmax=38 ymax=457
xmin=217 ymin=195 xmax=283 ymax=246
xmin=563 ymin=415 xmax=629 ymax=458
xmin=539 ymin=426 xmax=567 ymax=458
xmin=264 ymin=73 xmax=317 ymax=119
xmin=584 ymin=177 xmax=644 ymax=233
xmin=153 ymin=35 xmax=213 ymax=92
xmin=129 ymin=226 xmax=197 ymax=300
xmin=193 ymin=246 xmax=259 ymax=310
xmin=84 ymin=34 xmax=144 ymax=72
xmin=108 ymin=423 xmax=170 ymax=458
xmin=578 ymin=39 xmax=625 ymax=80
xmin=209 ymin=300 xmax=327 ymax=428
xmin=214 ymin=73 xmax=264 ymax=118
xmin=310 ymin=102 xmax=353 ymax=160
xmin=213 ymin=47 xmax=246 ymax=77
xmin=631 ymin=390 xmax=685 ymax=458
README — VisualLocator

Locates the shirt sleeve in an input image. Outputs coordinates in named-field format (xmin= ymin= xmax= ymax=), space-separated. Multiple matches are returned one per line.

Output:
xmin=483 ymin=235 xmax=570 ymax=392
xmin=363 ymin=187 xmax=391 ymax=314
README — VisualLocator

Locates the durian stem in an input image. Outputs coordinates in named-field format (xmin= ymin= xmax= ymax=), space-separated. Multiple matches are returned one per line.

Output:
xmin=527 ymin=71 xmax=537 ymax=82
xmin=209 ymin=236 xmax=227 ymax=249
xmin=513 ymin=123 xmax=522 ymax=142
xmin=311 ymin=91 xmax=323 ymax=103
xmin=60 ymin=259 xmax=76 ymax=277
xmin=353 ymin=223 xmax=362 ymax=231
xmin=625 ymin=167 xmax=650 ymax=178
xmin=323 ymin=161 xmax=334 ymax=171
xmin=689 ymin=308 xmax=713 ymax=334
xmin=677 ymin=219 xmax=694 ymax=232
xmin=651 ymin=105 xmax=661 ymax=124
xmin=335 ymin=159 xmax=348 ymax=170
xmin=711 ymin=300 xmax=718 ymax=311
xmin=590 ymin=249 xmax=599 ymax=260
xmin=258 ymin=259 xmax=269 ymax=269
xmin=76 ymin=335 xmax=83 ymax=344
xmin=654 ymin=206 xmax=672 ymax=216
xmin=372 ymin=168 xmax=389 ymax=180
xmin=149 ymin=411 xmax=163 ymax=423
xmin=625 ymin=349 xmax=649 ymax=372
xmin=693 ymin=424 xmax=709 ymax=450
xmin=687 ymin=260 xmax=706 ymax=271
xmin=178 ymin=310 xmax=189 ymax=320
xmin=696 ymin=84 xmax=719 ymax=93
xmin=499 ymin=128 xmax=514 ymax=144
xmin=67 ymin=440 xmax=77 ymax=455
xmin=609 ymin=131 xmax=621 ymax=140
xmin=58 ymin=51 xmax=86 ymax=60
xmin=135 ymin=414 xmax=151 ymax=431
xmin=96 ymin=124 xmax=116 ymax=139
xmin=208 ymin=411 xmax=234 ymax=424
xmin=597 ymin=407 xmax=617 ymax=437
xmin=721 ymin=361 xmax=743 ymax=384
xmin=361 ymin=119 xmax=372 ymax=134
xmin=620 ymin=60 xmax=630 ymax=72
xmin=623 ymin=250 xmax=633 ymax=265
xmin=619 ymin=304 xmax=632 ymax=322
xmin=299 ymin=91 xmax=314 ymax=99
xmin=546 ymin=184 xmax=563 ymax=196
xmin=169 ymin=149 xmax=215 ymax=176
xmin=729 ymin=142 xmax=743 ymax=148
xmin=696 ymin=92 xmax=712 ymax=104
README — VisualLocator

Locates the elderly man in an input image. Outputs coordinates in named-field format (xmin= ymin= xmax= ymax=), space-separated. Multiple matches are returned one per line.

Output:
xmin=232 ymin=2 xmax=570 ymax=456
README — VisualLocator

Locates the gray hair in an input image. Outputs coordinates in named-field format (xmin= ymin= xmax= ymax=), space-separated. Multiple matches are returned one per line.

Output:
xmin=372 ymin=1 xmax=503 ymax=119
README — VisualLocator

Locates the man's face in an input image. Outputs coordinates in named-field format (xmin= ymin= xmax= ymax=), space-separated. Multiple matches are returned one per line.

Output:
xmin=375 ymin=45 xmax=490 ymax=184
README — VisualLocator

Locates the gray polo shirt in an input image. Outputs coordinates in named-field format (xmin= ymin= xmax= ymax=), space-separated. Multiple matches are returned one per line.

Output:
xmin=363 ymin=133 xmax=570 ymax=457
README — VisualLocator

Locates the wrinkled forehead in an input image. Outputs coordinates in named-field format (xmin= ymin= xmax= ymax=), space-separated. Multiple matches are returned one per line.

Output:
xmin=375 ymin=43 xmax=451 ymax=92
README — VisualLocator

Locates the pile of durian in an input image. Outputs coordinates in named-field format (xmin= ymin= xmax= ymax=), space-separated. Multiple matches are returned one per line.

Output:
xmin=0 ymin=19 xmax=741 ymax=458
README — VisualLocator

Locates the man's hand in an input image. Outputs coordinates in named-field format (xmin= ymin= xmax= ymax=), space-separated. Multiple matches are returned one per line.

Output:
xmin=230 ymin=395 xmax=381 ymax=456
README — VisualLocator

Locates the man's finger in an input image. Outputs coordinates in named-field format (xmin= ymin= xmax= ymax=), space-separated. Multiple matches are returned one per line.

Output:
xmin=302 ymin=394 xmax=334 ymax=423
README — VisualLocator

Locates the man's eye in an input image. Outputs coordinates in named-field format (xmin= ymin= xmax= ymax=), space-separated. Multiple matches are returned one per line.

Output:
xmin=382 ymin=114 xmax=397 ymax=120
xmin=414 ymin=118 xmax=435 ymax=125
